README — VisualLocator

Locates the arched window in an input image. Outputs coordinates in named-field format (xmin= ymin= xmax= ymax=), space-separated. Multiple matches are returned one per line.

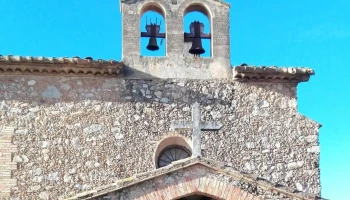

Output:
xmin=140 ymin=3 xmax=166 ymax=57
xmin=154 ymin=136 xmax=192 ymax=168
xmin=183 ymin=4 xmax=212 ymax=58
xmin=157 ymin=145 xmax=191 ymax=168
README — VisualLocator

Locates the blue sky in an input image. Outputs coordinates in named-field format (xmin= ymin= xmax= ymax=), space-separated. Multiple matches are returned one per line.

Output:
xmin=0 ymin=0 xmax=349 ymax=199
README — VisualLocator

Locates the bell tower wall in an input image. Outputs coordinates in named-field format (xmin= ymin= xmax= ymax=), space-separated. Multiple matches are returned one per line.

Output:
xmin=120 ymin=0 xmax=231 ymax=79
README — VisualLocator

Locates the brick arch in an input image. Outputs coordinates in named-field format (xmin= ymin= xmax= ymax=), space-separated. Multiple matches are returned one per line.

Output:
xmin=183 ymin=2 xmax=213 ymax=19
xmin=137 ymin=177 xmax=261 ymax=200
xmin=138 ymin=1 xmax=169 ymax=17
xmin=153 ymin=134 xmax=192 ymax=168
xmin=179 ymin=0 xmax=216 ymax=18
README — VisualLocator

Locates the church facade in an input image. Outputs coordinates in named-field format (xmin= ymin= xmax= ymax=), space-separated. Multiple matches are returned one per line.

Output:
xmin=0 ymin=0 xmax=322 ymax=199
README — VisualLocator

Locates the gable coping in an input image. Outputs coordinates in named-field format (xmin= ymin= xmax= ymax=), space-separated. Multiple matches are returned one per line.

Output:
xmin=65 ymin=156 xmax=326 ymax=200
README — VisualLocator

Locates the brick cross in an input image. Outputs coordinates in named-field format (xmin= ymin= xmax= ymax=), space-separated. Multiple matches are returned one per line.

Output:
xmin=170 ymin=102 xmax=222 ymax=157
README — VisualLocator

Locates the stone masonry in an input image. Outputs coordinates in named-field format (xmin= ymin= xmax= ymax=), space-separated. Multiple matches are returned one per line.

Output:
xmin=0 ymin=0 xmax=322 ymax=199
xmin=0 ymin=74 xmax=321 ymax=199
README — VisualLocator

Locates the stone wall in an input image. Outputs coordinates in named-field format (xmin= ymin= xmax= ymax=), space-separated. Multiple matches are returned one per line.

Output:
xmin=0 ymin=75 xmax=320 ymax=199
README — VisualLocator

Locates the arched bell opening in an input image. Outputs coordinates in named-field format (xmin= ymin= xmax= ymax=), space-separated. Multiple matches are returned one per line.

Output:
xmin=183 ymin=4 xmax=212 ymax=58
xmin=140 ymin=3 xmax=166 ymax=57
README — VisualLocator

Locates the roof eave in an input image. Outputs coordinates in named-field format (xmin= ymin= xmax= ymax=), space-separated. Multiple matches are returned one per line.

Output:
xmin=0 ymin=55 xmax=124 ymax=76
xmin=233 ymin=65 xmax=315 ymax=83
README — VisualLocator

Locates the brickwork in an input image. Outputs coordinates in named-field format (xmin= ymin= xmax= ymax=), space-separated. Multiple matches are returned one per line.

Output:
xmin=131 ymin=177 xmax=260 ymax=200
xmin=0 ymin=127 xmax=17 ymax=198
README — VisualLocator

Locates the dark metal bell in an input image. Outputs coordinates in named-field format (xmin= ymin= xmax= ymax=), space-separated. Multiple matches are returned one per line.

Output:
xmin=146 ymin=37 xmax=159 ymax=51
xmin=189 ymin=38 xmax=205 ymax=55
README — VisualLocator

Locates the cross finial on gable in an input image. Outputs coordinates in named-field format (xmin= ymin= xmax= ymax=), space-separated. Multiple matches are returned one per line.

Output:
xmin=170 ymin=102 xmax=222 ymax=157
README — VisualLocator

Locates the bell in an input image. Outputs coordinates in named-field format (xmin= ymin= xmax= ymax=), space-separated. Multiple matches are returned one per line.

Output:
xmin=189 ymin=38 xmax=205 ymax=55
xmin=146 ymin=37 xmax=159 ymax=51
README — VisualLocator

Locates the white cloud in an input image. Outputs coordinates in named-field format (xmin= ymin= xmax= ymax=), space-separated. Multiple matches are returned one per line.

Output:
xmin=302 ymin=23 xmax=350 ymax=40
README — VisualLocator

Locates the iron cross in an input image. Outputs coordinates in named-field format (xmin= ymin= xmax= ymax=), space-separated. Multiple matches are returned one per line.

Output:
xmin=170 ymin=102 xmax=222 ymax=157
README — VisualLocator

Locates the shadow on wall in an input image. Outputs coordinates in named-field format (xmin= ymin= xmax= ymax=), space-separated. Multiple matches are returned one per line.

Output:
xmin=0 ymin=65 xmax=299 ymax=109
xmin=121 ymin=60 xmax=297 ymax=100
xmin=244 ymin=81 xmax=298 ymax=99
xmin=0 ymin=70 xmax=234 ymax=107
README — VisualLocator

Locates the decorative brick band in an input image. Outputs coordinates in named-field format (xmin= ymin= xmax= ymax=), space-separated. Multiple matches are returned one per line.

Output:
xmin=233 ymin=65 xmax=315 ymax=83
xmin=0 ymin=127 xmax=17 ymax=198
xmin=134 ymin=177 xmax=260 ymax=200
xmin=0 ymin=55 xmax=124 ymax=76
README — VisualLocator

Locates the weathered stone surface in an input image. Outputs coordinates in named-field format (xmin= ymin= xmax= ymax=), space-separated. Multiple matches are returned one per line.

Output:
xmin=41 ymin=86 xmax=61 ymax=99
xmin=15 ymin=129 xmax=28 ymax=135
xmin=39 ymin=191 xmax=49 ymax=200
xmin=13 ymin=155 xmax=23 ymax=162
xmin=28 ymin=80 xmax=36 ymax=86
xmin=47 ymin=172 xmax=60 ymax=181
xmin=83 ymin=124 xmax=103 ymax=134
xmin=307 ymin=146 xmax=320 ymax=153
xmin=0 ymin=76 xmax=321 ymax=199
